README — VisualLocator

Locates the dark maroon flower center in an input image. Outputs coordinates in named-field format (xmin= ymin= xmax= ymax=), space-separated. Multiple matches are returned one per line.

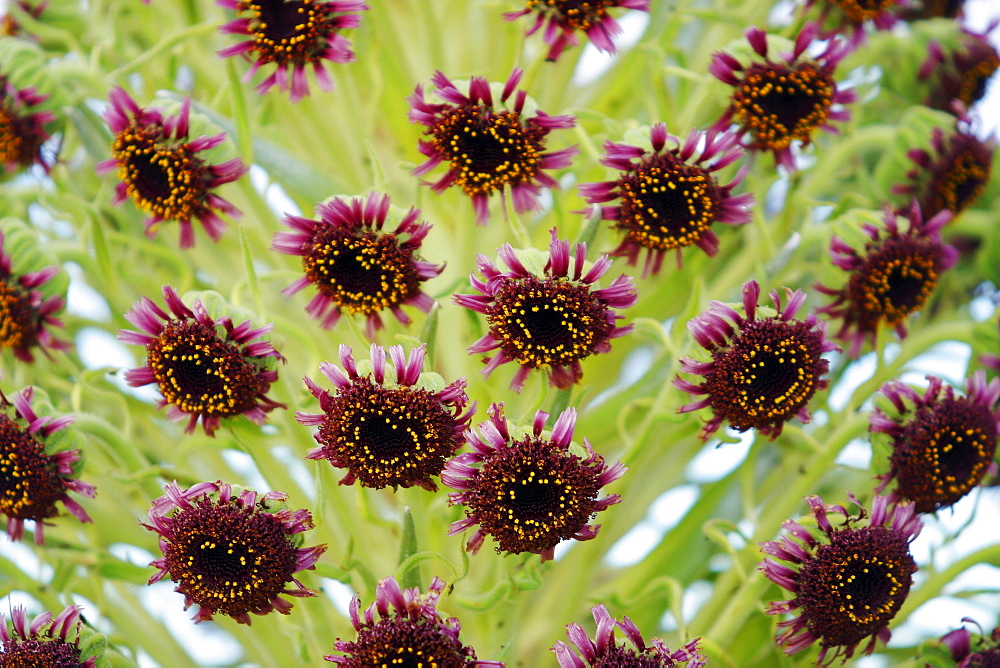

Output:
xmin=615 ymin=153 xmax=722 ymax=251
xmin=112 ymin=123 xmax=210 ymax=221
xmin=890 ymin=396 xmax=998 ymax=513
xmin=732 ymin=62 xmax=835 ymax=151
xmin=429 ymin=107 xmax=544 ymax=197
xmin=958 ymin=51 xmax=999 ymax=107
xmin=524 ymin=0 xmax=612 ymax=29
xmin=461 ymin=437 xmax=604 ymax=554
xmin=161 ymin=497 xmax=299 ymax=618
xmin=338 ymin=617 xmax=478 ymax=667
xmin=592 ymin=645 xmax=666 ymax=667
xmin=0 ymin=637 xmax=85 ymax=666
xmin=924 ymin=144 xmax=990 ymax=217
xmin=0 ymin=280 xmax=40 ymax=350
xmin=0 ymin=106 xmax=25 ymax=164
xmin=314 ymin=379 xmax=463 ymax=490
xmin=0 ymin=415 xmax=65 ymax=522
xmin=701 ymin=318 xmax=829 ymax=433
xmin=146 ymin=319 xmax=265 ymax=418
xmin=844 ymin=236 xmax=941 ymax=332
xmin=833 ymin=0 xmax=896 ymax=21
xmin=242 ymin=0 xmax=335 ymax=65
xmin=486 ymin=275 xmax=613 ymax=371
xmin=796 ymin=525 xmax=915 ymax=649
xmin=969 ymin=648 xmax=1000 ymax=667
xmin=302 ymin=228 xmax=422 ymax=316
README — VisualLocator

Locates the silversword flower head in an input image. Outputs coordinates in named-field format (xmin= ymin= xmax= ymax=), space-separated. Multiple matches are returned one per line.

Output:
xmin=143 ymin=480 xmax=327 ymax=625
xmin=503 ymin=0 xmax=650 ymax=62
xmin=815 ymin=201 xmax=958 ymax=357
xmin=272 ymin=192 xmax=443 ymax=338
xmin=454 ymin=228 xmax=636 ymax=392
xmin=0 ymin=230 xmax=70 ymax=363
xmin=893 ymin=119 xmax=995 ymax=219
xmin=871 ymin=371 xmax=1000 ymax=514
xmin=553 ymin=603 xmax=706 ymax=667
xmin=760 ymin=492 xmax=922 ymax=665
xmin=899 ymin=0 xmax=965 ymax=20
xmin=443 ymin=403 xmax=626 ymax=561
xmin=1 ymin=1 xmax=48 ymax=38
xmin=709 ymin=23 xmax=856 ymax=171
xmin=217 ymin=0 xmax=367 ymax=102
xmin=408 ymin=68 xmax=578 ymax=224
xmin=675 ymin=279 xmax=838 ymax=441
xmin=578 ymin=123 xmax=754 ymax=276
xmin=799 ymin=0 xmax=903 ymax=43
xmin=96 ymin=87 xmax=248 ymax=248
xmin=940 ymin=619 xmax=1000 ymax=667
xmin=297 ymin=343 xmax=475 ymax=491
xmin=119 ymin=285 xmax=286 ymax=436
xmin=0 ymin=605 xmax=96 ymax=667
xmin=325 ymin=576 xmax=504 ymax=666
xmin=0 ymin=383 xmax=94 ymax=543
xmin=0 ymin=75 xmax=54 ymax=173
xmin=919 ymin=25 xmax=1000 ymax=113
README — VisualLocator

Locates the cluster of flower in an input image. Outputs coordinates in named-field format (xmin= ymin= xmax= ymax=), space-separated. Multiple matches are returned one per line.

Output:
xmin=0 ymin=0 xmax=998 ymax=663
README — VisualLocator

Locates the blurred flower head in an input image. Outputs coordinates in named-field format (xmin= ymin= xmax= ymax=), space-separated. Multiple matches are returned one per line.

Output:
xmin=871 ymin=371 xmax=1000 ymax=514
xmin=119 ymin=285 xmax=286 ymax=436
xmin=940 ymin=619 xmax=1000 ymax=667
xmin=144 ymin=480 xmax=326 ymax=624
xmin=893 ymin=120 xmax=994 ymax=219
xmin=272 ymin=192 xmax=443 ymax=338
xmin=408 ymin=68 xmax=578 ymax=224
xmin=920 ymin=26 xmax=1000 ymax=114
xmin=675 ymin=279 xmax=837 ymax=440
xmin=899 ymin=0 xmax=965 ymax=20
xmin=0 ymin=605 xmax=97 ymax=666
xmin=579 ymin=123 xmax=754 ymax=276
xmin=1 ymin=1 xmax=49 ymax=37
xmin=96 ymin=87 xmax=248 ymax=248
xmin=325 ymin=576 xmax=503 ymax=665
xmin=454 ymin=228 xmax=636 ymax=392
xmin=217 ymin=0 xmax=367 ymax=102
xmin=709 ymin=23 xmax=855 ymax=171
xmin=553 ymin=603 xmax=705 ymax=667
xmin=0 ymin=229 xmax=69 ymax=363
xmin=297 ymin=343 xmax=475 ymax=491
xmin=799 ymin=0 xmax=902 ymax=43
xmin=443 ymin=403 xmax=625 ymax=561
xmin=816 ymin=202 xmax=958 ymax=357
xmin=0 ymin=74 xmax=54 ymax=173
xmin=503 ymin=0 xmax=650 ymax=62
xmin=0 ymin=384 xmax=94 ymax=543
xmin=760 ymin=493 xmax=921 ymax=665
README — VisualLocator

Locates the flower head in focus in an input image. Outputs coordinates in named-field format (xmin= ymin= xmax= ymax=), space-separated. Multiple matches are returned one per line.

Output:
xmin=675 ymin=279 xmax=837 ymax=441
xmin=578 ymin=123 xmax=754 ymax=276
xmin=871 ymin=371 xmax=999 ymax=514
xmin=920 ymin=26 xmax=999 ymax=114
xmin=272 ymin=192 xmax=442 ymax=338
xmin=408 ymin=68 xmax=578 ymax=224
xmin=553 ymin=603 xmax=705 ymax=667
xmin=443 ymin=403 xmax=625 ymax=562
xmin=760 ymin=493 xmax=921 ymax=664
xmin=0 ymin=384 xmax=94 ymax=543
xmin=217 ymin=0 xmax=367 ymax=102
xmin=454 ymin=228 xmax=636 ymax=392
xmin=0 ymin=75 xmax=54 ymax=173
xmin=0 ymin=605 xmax=97 ymax=666
xmin=96 ymin=87 xmax=248 ymax=248
xmin=325 ymin=576 xmax=504 ymax=665
xmin=815 ymin=202 xmax=958 ymax=357
xmin=709 ymin=24 xmax=855 ymax=171
xmin=0 ymin=230 xmax=70 ymax=363
xmin=940 ymin=620 xmax=1000 ymax=667
xmin=893 ymin=120 xmax=994 ymax=219
xmin=118 ymin=286 xmax=286 ymax=436
xmin=143 ymin=480 xmax=326 ymax=624
xmin=297 ymin=343 xmax=475 ymax=491
xmin=799 ymin=0 xmax=903 ymax=43
xmin=503 ymin=0 xmax=650 ymax=62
